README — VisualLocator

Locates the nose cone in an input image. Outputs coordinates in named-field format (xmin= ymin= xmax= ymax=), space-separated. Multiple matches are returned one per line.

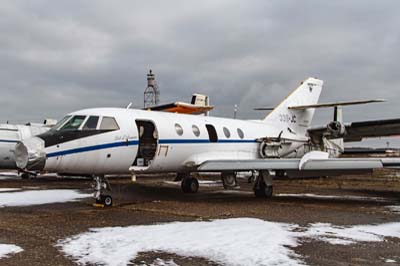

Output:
xmin=15 ymin=137 xmax=46 ymax=171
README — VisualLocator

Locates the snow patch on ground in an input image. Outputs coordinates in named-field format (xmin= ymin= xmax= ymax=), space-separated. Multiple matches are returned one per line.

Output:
xmin=386 ymin=205 xmax=400 ymax=213
xmin=0 ymin=244 xmax=23 ymax=259
xmin=0 ymin=189 xmax=91 ymax=207
xmin=145 ymin=258 xmax=179 ymax=266
xmin=304 ymin=222 xmax=400 ymax=245
xmin=58 ymin=218 xmax=303 ymax=266
xmin=0 ymin=188 xmax=21 ymax=192
xmin=58 ymin=218 xmax=400 ymax=266
xmin=277 ymin=193 xmax=386 ymax=202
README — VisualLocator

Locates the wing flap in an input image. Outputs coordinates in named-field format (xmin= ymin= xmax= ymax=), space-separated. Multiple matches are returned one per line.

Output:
xmin=197 ymin=159 xmax=300 ymax=171
xmin=300 ymin=158 xmax=383 ymax=170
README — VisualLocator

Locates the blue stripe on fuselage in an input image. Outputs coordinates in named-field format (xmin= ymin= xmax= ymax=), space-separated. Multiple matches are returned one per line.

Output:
xmin=0 ymin=139 xmax=18 ymax=143
xmin=47 ymin=140 xmax=139 ymax=157
xmin=46 ymin=139 xmax=257 ymax=158
xmin=159 ymin=139 xmax=256 ymax=144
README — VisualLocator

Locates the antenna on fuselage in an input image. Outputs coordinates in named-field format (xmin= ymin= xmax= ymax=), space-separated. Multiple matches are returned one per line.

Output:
xmin=234 ymin=104 xmax=238 ymax=119
xmin=144 ymin=69 xmax=160 ymax=108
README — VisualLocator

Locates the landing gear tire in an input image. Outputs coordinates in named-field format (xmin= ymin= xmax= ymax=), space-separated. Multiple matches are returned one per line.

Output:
xmin=95 ymin=195 xmax=113 ymax=207
xmin=181 ymin=177 xmax=199 ymax=193
xmin=221 ymin=172 xmax=238 ymax=189
xmin=253 ymin=171 xmax=273 ymax=198
xmin=93 ymin=175 xmax=113 ymax=207
xmin=101 ymin=195 xmax=113 ymax=207
xmin=254 ymin=182 xmax=273 ymax=198
xmin=21 ymin=173 xmax=30 ymax=179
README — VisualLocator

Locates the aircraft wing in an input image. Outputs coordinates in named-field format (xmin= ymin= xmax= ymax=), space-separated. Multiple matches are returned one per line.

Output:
xmin=197 ymin=158 xmax=397 ymax=171
xmin=308 ymin=118 xmax=400 ymax=142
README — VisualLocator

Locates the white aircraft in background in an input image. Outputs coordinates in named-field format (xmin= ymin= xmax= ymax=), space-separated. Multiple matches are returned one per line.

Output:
xmin=13 ymin=77 xmax=400 ymax=206
xmin=0 ymin=119 xmax=56 ymax=177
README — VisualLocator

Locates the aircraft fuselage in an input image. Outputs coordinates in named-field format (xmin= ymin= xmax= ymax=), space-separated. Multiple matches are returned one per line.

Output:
xmin=18 ymin=108 xmax=308 ymax=175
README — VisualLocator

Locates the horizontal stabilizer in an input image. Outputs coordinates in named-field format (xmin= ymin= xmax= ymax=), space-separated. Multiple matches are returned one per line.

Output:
xmin=288 ymin=99 xmax=385 ymax=110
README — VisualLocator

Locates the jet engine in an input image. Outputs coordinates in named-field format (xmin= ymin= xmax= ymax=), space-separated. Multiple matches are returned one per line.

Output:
xmin=326 ymin=121 xmax=345 ymax=137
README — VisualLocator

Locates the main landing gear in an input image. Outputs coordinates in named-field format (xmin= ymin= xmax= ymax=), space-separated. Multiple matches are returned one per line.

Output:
xmin=181 ymin=176 xmax=199 ymax=193
xmin=221 ymin=172 xmax=239 ymax=189
xmin=20 ymin=170 xmax=37 ymax=179
xmin=178 ymin=171 xmax=274 ymax=198
xmin=93 ymin=175 xmax=113 ymax=207
xmin=253 ymin=170 xmax=273 ymax=198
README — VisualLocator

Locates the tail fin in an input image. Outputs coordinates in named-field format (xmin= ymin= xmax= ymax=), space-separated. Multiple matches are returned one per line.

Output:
xmin=263 ymin=77 xmax=323 ymax=136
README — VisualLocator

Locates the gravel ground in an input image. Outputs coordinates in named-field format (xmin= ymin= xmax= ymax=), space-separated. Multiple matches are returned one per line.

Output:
xmin=0 ymin=170 xmax=399 ymax=266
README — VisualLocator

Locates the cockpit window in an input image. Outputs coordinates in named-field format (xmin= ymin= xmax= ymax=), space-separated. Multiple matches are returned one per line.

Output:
xmin=100 ymin=117 xmax=119 ymax=130
xmin=53 ymin=115 xmax=72 ymax=130
xmin=83 ymin=116 xmax=99 ymax=130
xmin=60 ymin=115 xmax=86 ymax=130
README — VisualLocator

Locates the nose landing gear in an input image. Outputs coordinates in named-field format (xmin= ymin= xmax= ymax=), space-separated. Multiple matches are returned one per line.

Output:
xmin=93 ymin=175 xmax=113 ymax=207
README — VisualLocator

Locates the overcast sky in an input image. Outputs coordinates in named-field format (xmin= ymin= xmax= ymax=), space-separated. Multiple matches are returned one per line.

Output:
xmin=1 ymin=1 xmax=400 ymax=146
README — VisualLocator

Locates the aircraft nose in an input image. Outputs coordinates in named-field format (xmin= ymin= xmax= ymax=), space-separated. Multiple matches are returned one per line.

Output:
xmin=15 ymin=137 xmax=46 ymax=171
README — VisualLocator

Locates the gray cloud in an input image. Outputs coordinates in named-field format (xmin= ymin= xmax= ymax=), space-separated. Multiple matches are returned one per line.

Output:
xmin=1 ymin=0 xmax=400 ymax=146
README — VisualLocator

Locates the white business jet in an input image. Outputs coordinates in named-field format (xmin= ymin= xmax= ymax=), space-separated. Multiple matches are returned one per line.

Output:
xmin=13 ymin=78 xmax=400 ymax=206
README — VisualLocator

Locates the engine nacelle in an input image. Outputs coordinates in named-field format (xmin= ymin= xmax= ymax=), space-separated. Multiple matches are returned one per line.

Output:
xmin=326 ymin=121 xmax=345 ymax=136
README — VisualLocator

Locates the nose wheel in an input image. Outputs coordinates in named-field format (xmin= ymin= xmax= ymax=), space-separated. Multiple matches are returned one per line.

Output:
xmin=97 ymin=195 xmax=113 ymax=207
xmin=93 ymin=176 xmax=113 ymax=207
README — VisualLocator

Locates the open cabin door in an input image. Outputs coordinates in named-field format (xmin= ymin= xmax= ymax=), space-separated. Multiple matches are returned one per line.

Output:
xmin=132 ymin=120 xmax=159 ymax=168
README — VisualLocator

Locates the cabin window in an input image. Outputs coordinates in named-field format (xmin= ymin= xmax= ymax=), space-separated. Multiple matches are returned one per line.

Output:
xmin=223 ymin=127 xmax=231 ymax=138
xmin=60 ymin=115 xmax=86 ymax=130
xmin=237 ymin=128 xmax=244 ymax=139
xmin=54 ymin=115 xmax=72 ymax=130
xmin=175 ymin=123 xmax=183 ymax=136
xmin=100 ymin=117 xmax=119 ymax=130
xmin=205 ymin=124 xmax=218 ymax=142
xmin=192 ymin=125 xmax=200 ymax=137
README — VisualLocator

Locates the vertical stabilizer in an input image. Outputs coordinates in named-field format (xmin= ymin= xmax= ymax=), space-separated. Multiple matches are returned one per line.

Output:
xmin=263 ymin=78 xmax=323 ymax=136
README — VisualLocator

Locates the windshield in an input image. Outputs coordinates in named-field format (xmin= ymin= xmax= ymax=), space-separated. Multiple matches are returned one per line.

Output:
xmin=52 ymin=116 xmax=72 ymax=130
xmin=59 ymin=115 xmax=86 ymax=130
